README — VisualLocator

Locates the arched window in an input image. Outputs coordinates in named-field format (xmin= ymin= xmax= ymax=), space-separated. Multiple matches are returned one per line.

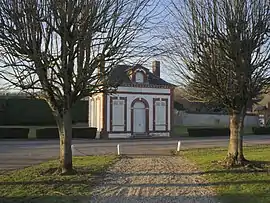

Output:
xmin=135 ymin=71 xmax=144 ymax=83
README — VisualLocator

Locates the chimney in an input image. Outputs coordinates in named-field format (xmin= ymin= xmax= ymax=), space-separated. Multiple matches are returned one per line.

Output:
xmin=267 ymin=102 xmax=270 ymax=109
xmin=152 ymin=60 xmax=160 ymax=77
xmin=98 ymin=54 xmax=105 ymax=78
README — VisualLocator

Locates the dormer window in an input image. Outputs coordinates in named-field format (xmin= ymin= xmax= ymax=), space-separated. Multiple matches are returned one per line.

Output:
xmin=135 ymin=71 xmax=144 ymax=83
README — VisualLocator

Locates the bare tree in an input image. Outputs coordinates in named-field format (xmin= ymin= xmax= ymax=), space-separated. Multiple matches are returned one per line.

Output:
xmin=0 ymin=0 xmax=158 ymax=174
xmin=165 ymin=0 xmax=270 ymax=166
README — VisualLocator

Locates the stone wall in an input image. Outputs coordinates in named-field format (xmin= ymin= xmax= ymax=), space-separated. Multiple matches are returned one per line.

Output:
xmin=174 ymin=111 xmax=259 ymax=127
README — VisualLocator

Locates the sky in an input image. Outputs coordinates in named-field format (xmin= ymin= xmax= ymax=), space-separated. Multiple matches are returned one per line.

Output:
xmin=137 ymin=0 xmax=176 ymax=83
xmin=0 ymin=0 xmax=176 ymax=93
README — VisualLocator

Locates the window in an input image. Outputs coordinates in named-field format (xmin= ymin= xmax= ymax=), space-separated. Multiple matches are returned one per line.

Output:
xmin=112 ymin=100 xmax=125 ymax=126
xmin=96 ymin=98 xmax=100 ymax=129
xmin=93 ymin=99 xmax=97 ymax=127
xmin=155 ymin=101 xmax=166 ymax=125
xmin=135 ymin=72 xmax=144 ymax=83
xmin=155 ymin=100 xmax=166 ymax=131
xmin=88 ymin=99 xmax=92 ymax=126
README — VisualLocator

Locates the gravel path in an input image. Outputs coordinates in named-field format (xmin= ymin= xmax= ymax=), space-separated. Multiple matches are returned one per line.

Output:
xmin=89 ymin=156 xmax=219 ymax=203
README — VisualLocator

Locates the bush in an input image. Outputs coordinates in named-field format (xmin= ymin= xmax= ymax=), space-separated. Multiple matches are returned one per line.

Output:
xmin=252 ymin=127 xmax=270 ymax=135
xmin=36 ymin=128 xmax=59 ymax=139
xmin=187 ymin=128 xmax=230 ymax=137
xmin=0 ymin=98 xmax=88 ymax=126
xmin=36 ymin=127 xmax=97 ymax=139
xmin=0 ymin=128 xmax=29 ymax=139
xmin=73 ymin=128 xmax=97 ymax=139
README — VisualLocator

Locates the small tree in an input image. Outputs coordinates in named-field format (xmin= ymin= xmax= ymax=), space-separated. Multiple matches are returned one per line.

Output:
xmin=0 ymin=0 xmax=157 ymax=174
xmin=165 ymin=0 xmax=270 ymax=166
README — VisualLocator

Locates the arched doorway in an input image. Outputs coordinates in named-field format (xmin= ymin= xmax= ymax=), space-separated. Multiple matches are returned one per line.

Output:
xmin=133 ymin=101 xmax=146 ymax=133
xmin=131 ymin=98 xmax=149 ymax=135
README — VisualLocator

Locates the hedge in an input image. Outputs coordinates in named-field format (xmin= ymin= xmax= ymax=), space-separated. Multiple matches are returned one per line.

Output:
xmin=0 ymin=128 xmax=29 ymax=139
xmin=36 ymin=127 xmax=97 ymax=139
xmin=36 ymin=128 xmax=59 ymax=139
xmin=187 ymin=128 xmax=230 ymax=137
xmin=0 ymin=98 xmax=88 ymax=126
xmin=73 ymin=128 xmax=97 ymax=139
xmin=252 ymin=127 xmax=270 ymax=135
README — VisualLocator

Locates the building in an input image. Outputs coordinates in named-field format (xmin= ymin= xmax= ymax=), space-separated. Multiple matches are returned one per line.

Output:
xmin=254 ymin=103 xmax=270 ymax=127
xmin=89 ymin=61 xmax=175 ymax=139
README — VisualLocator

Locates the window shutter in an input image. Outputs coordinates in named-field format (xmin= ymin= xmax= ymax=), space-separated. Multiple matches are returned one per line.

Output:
xmin=155 ymin=101 xmax=166 ymax=125
xmin=112 ymin=100 xmax=125 ymax=126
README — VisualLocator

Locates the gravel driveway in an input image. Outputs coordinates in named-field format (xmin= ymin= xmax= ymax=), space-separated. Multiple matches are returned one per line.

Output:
xmin=89 ymin=156 xmax=219 ymax=203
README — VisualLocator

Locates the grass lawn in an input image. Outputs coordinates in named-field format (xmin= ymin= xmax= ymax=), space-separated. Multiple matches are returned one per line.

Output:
xmin=172 ymin=125 xmax=255 ymax=136
xmin=0 ymin=155 xmax=118 ymax=203
xmin=183 ymin=145 xmax=270 ymax=203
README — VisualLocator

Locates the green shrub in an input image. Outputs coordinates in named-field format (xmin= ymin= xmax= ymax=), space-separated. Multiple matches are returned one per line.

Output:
xmin=0 ymin=98 xmax=88 ymax=126
xmin=73 ymin=128 xmax=97 ymax=139
xmin=36 ymin=128 xmax=58 ymax=139
xmin=187 ymin=128 xmax=230 ymax=137
xmin=36 ymin=127 xmax=97 ymax=139
xmin=0 ymin=128 xmax=29 ymax=139
xmin=252 ymin=127 xmax=270 ymax=134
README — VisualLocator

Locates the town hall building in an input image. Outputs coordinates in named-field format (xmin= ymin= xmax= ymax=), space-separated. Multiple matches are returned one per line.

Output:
xmin=88 ymin=61 xmax=175 ymax=139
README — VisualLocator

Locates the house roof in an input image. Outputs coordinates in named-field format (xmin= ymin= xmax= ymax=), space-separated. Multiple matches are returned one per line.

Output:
xmin=254 ymin=105 xmax=267 ymax=111
xmin=108 ymin=64 xmax=174 ymax=87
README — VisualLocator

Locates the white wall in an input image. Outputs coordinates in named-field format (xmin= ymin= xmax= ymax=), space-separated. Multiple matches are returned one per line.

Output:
xmin=117 ymin=86 xmax=170 ymax=94
xmin=174 ymin=111 xmax=259 ymax=127
xmin=89 ymin=93 xmax=103 ymax=131
xmin=106 ymin=86 xmax=171 ymax=132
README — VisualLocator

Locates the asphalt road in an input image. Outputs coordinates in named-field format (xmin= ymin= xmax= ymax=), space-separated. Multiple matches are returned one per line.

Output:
xmin=0 ymin=135 xmax=270 ymax=170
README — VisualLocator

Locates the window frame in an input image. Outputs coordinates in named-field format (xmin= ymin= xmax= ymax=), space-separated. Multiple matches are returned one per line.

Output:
xmin=153 ymin=98 xmax=169 ymax=132
xmin=110 ymin=97 xmax=127 ymax=132
xmin=135 ymin=71 xmax=144 ymax=83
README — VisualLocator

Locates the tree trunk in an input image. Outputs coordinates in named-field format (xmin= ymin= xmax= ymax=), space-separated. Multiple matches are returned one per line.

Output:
xmin=237 ymin=107 xmax=248 ymax=164
xmin=56 ymin=110 xmax=73 ymax=174
xmin=225 ymin=111 xmax=241 ymax=167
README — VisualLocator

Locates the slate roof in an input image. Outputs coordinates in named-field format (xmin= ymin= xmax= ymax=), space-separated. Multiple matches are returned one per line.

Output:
xmin=108 ymin=64 xmax=174 ymax=87
xmin=254 ymin=105 xmax=267 ymax=111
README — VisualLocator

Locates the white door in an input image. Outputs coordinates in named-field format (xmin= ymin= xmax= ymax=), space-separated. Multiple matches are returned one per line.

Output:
xmin=133 ymin=102 xmax=146 ymax=134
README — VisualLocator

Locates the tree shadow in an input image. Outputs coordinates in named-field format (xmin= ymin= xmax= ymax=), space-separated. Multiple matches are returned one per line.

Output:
xmin=104 ymin=168 xmax=270 ymax=178
xmin=249 ymin=160 xmax=270 ymax=167
xmin=121 ymin=153 xmax=172 ymax=157
xmin=0 ymin=157 xmax=53 ymax=170
xmin=219 ymin=193 xmax=270 ymax=203
xmin=209 ymin=158 xmax=270 ymax=170
xmin=0 ymin=170 xmax=9 ymax=175
xmin=1 ymin=175 xmax=270 ymax=187
xmin=1 ymin=164 xmax=270 ymax=203
xmin=0 ymin=193 xmax=270 ymax=203
xmin=0 ymin=165 xmax=108 ymax=187
xmin=100 ymin=179 xmax=270 ymax=188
